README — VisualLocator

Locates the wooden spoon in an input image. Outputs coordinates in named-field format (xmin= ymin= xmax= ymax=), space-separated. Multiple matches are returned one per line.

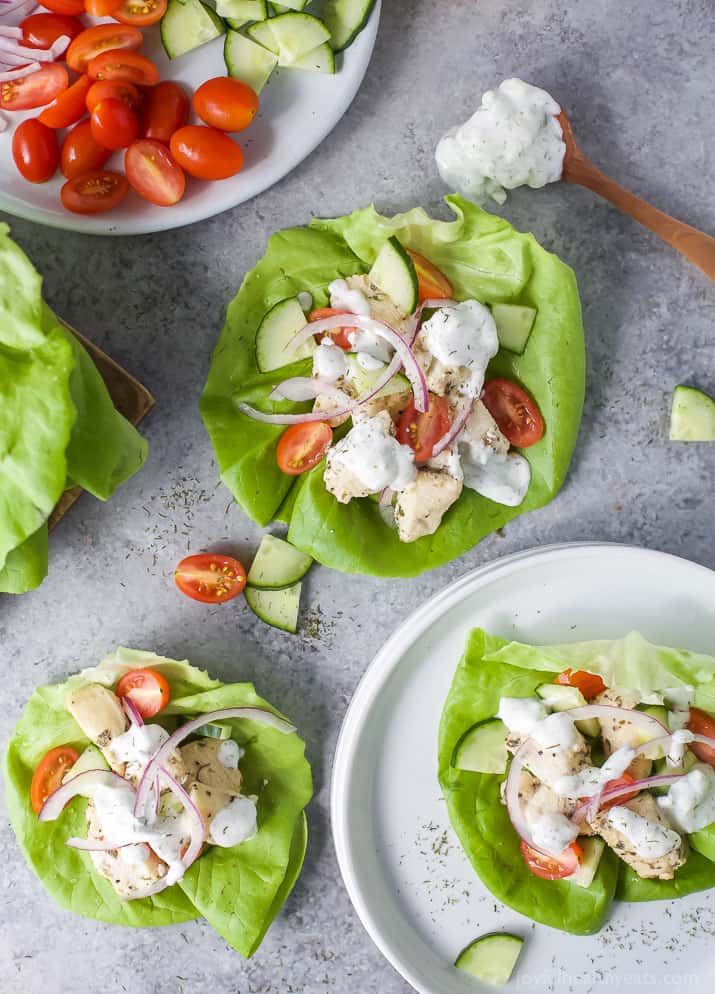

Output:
xmin=557 ymin=110 xmax=715 ymax=282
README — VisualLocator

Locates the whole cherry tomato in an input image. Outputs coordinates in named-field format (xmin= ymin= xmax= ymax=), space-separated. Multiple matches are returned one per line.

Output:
xmin=141 ymin=80 xmax=188 ymax=143
xmin=60 ymin=119 xmax=111 ymax=179
xmin=169 ymin=125 xmax=243 ymax=180
xmin=12 ymin=119 xmax=59 ymax=183
xmin=193 ymin=76 xmax=258 ymax=132
xmin=90 ymin=97 xmax=139 ymax=150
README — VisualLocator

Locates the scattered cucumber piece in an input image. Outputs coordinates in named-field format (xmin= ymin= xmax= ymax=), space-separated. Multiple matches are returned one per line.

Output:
xmin=161 ymin=0 xmax=225 ymax=59
xmin=245 ymin=582 xmax=301 ymax=633
xmin=247 ymin=534 xmax=313 ymax=589
xmin=291 ymin=41 xmax=336 ymax=73
xmin=492 ymin=303 xmax=537 ymax=355
xmin=368 ymin=236 xmax=419 ymax=314
xmin=455 ymin=933 xmax=523 ymax=987
xmin=452 ymin=718 xmax=507 ymax=774
xmin=193 ymin=721 xmax=233 ymax=740
xmin=224 ymin=29 xmax=278 ymax=92
xmin=669 ymin=385 xmax=715 ymax=441
xmin=216 ymin=0 xmax=266 ymax=21
xmin=641 ymin=704 xmax=669 ymax=728
xmin=246 ymin=19 xmax=279 ymax=52
xmin=323 ymin=0 xmax=376 ymax=52
xmin=654 ymin=750 xmax=696 ymax=789
xmin=344 ymin=353 xmax=409 ymax=399
xmin=65 ymin=744 xmax=109 ymax=780
xmin=267 ymin=12 xmax=331 ymax=66
xmin=535 ymin=683 xmax=600 ymax=737
xmin=255 ymin=297 xmax=315 ymax=372
xmin=568 ymin=837 xmax=604 ymax=888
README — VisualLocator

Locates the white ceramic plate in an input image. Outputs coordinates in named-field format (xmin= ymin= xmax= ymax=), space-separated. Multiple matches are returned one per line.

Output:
xmin=0 ymin=3 xmax=380 ymax=235
xmin=331 ymin=543 xmax=715 ymax=994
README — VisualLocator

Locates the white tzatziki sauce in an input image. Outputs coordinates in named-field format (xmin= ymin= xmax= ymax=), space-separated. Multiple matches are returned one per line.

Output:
xmin=663 ymin=685 xmax=695 ymax=731
xmin=313 ymin=339 xmax=348 ymax=383
xmin=529 ymin=812 xmax=579 ymax=855
xmin=421 ymin=300 xmax=498 ymax=396
xmin=606 ymin=805 xmax=681 ymax=858
xmin=530 ymin=712 xmax=581 ymax=751
xmin=496 ymin=696 xmax=547 ymax=735
xmin=328 ymin=278 xmax=371 ymax=315
xmin=105 ymin=723 xmax=169 ymax=770
xmin=325 ymin=415 xmax=416 ymax=493
xmin=208 ymin=796 xmax=258 ymax=848
xmin=217 ymin=739 xmax=241 ymax=769
xmin=460 ymin=449 xmax=531 ymax=507
xmin=658 ymin=764 xmax=715 ymax=833
xmin=554 ymin=746 xmax=636 ymax=799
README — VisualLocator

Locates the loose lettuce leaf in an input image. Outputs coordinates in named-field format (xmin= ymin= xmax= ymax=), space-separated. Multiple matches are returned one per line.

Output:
xmin=0 ymin=523 xmax=48 ymax=594
xmin=200 ymin=196 xmax=585 ymax=576
xmin=3 ymin=649 xmax=313 ymax=955
xmin=0 ymin=221 xmax=45 ymax=351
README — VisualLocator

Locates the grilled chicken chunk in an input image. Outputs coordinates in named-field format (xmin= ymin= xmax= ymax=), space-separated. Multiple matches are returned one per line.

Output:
xmin=590 ymin=793 xmax=687 ymax=879
xmin=394 ymin=469 xmax=462 ymax=542
xmin=187 ymin=781 xmax=233 ymax=835
xmin=85 ymin=801 xmax=170 ymax=900
xmin=180 ymin=739 xmax=243 ymax=797
xmin=66 ymin=684 xmax=128 ymax=756
xmin=506 ymin=724 xmax=591 ymax=789
xmin=593 ymin=687 xmax=652 ymax=779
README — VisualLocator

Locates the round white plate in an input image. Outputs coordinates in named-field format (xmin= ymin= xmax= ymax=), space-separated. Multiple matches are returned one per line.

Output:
xmin=331 ymin=543 xmax=715 ymax=994
xmin=0 ymin=3 xmax=380 ymax=235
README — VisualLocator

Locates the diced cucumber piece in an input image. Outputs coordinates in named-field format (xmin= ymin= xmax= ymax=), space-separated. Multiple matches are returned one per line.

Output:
xmin=653 ymin=750 xmax=696 ymax=790
xmin=271 ymin=0 xmax=306 ymax=9
xmin=245 ymin=582 xmax=301 ymax=633
xmin=368 ymin=236 xmax=419 ymax=315
xmin=161 ymin=0 xmax=225 ymax=59
xmin=535 ymin=682 xmax=600 ymax=737
xmin=568 ymin=837 xmax=604 ymax=888
xmin=255 ymin=297 xmax=315 ymax=372
xmin=247 ymin=534 xmax=313 ymax=589
xmin=492 ymin=303 xmax=537 ymax=355
xmin=323 ymin=0 xmax=376 ymax=52
xmin=641 ymin=704 xmax=669 ymax=728
xmin=65 ymin=744 xmax=109 ymax=781
xmin=344 ymin=354 xmax=409 ymax=399
xmin=246 ymin=19 xmax=279 ymax=52
xmin=266 ymin=12 xmax=330 ymax=66
xmin=455 ymin=933 xmax=523 ymax=987
xmin=224 ymin=29 xmax=277 ymax=92
xmin=194 ymin=721 xmax=233 ymax=739
xmin=216 ymin=0 xmax=265 ymax=21
xmin=290 ymin=41 xmax=336 ymax=73
xmin=669 ymin=385 xmax=715 ymax=441
xmin=452 ymin=718 xmax=507 ymax=774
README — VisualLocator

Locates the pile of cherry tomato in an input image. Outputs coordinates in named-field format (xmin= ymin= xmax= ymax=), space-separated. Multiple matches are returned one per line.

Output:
xmin=3 ymin=3 xmax=259 ymax=214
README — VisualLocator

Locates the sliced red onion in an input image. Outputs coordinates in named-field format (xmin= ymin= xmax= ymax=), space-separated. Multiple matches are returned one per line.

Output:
xmin=573 ymin=771 xmax=687 ymax=824
xmin=431 ymin=399 xmax=473 ymax=459
xmin=158 ymin=767 xmax=205 ymax=872
xmin=377 ymin=487 xmax=396 ymax=528
xmin=269 ymin=377 xmax=348 ymax=404
xmin=66 ymin=836 xmax=136 ymax=852
xmin=0 ymin=0 xmax=37 ymax=17
xmin=405 ymin=297 xmax=457 ymax=345
xmin=0 ymin=60 xmax=39 ymax=80
xmin=39 ymin=769 xmax=133 ymax=822
xmin=0 ymin=34 xmax=70 ymax=61
xmin=122 ymin=696 xmax=144 ymax=727
xmin=0 ymin=26 xmax=22 ymax=37
xmin=0 ymin=112 xmax=6 ymax=132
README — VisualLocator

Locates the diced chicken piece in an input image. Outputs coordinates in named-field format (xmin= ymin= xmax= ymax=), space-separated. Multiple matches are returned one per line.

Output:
xmin=462 ymin=400 xmax=509 ymax=456
xmin=427 ymin=445 xmax=463 ymax=481
xmin=324 ymin=411 xmax=398 ymax=504
xmin=346 ymin=274 xmax=413 ymax=333
xmin=394 ymin=469 xmax=462 ymax=542
xmin=413 ymin=332 xmax=475 ymax=398
xmin=85 ymin=801 xmax=169 ymax=900
xmin=500 ymin=768 xmax=578 ymax=818
xmin=66 ymin=684 xmax=128 ymax=759
xmin=506 ymin=726 xmax=591 ymax=789
xmin=590 ymin=793 xmax=687 ymax=879
xmin=353 ymin=388 xmax=412 ymax=423
xmin=593 ymin=688 xmax=652 ymax=779
xmin=188 ymin=781 xmax=233 ymax=836
xmin=180 ymin=739 xmax=243 ymax=797
xmin=312 ymin=392 xmax=352 ymax=428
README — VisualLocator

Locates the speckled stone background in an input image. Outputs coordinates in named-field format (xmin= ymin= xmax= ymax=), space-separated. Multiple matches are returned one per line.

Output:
xmin=1 ymin=1 xmax=714 ymax=992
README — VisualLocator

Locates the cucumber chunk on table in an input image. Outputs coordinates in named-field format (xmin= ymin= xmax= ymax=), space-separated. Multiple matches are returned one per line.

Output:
xmin=255 ymin=297 xmax=315 ymax=372
xmin=368 ymin=236 xmax=419 ymax=314
xmin=568 ymin=837 xmax=604 ymax=888
xmin=247 ymin=534 xmax=313 ymax=589
xmin=267 ymin=12 xmax=331 ymax=66
xmin=66 ymin=744 xmax=109 ymax=779
xmin=345 ymin=354 xmax=409 ymax=399
xmin=224 ymin=29 xmax=278 ymax=92
xmin=452 ymin=718 xmax=507 ymax=774
xmin=216 ymin=0 xmax=266 ymax=23
xmin=455 ymin=933 xmax=523 ymax=986
xmin=161 ymin=0 xmax=225 ymax=59
xmin=535 ymin=683 xmax=600 ymax=736
xmin=246 ymin=19 xmax=279 ymax=52
xmin=323 ymin=0 xmax=376 ymax=52
xmin=492 ymin=303 xmax=537 ymax=354
xmin=245 ymin=582 xmax=302 ymax=633
xmin=669 ymin=385 xmax=715 ymax=441
xmin=291 ymin=41 xmax=336 ymax=73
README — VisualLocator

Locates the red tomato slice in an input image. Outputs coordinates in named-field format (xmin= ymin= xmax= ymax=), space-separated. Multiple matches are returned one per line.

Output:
xmin=12 ymin=119 xmax=59 ymax=183
xmin=520 ymin=839 xmax=582 ymax=880
xmin=39 ymin=74 xmax=92 ymax=129
xmin=67 ymin=24 xmax=142 ymax=74
xmin=116 ymin=668 xmax=170 ymax=718
xmin=21 ymin=13 xmax=84 ymax=52
xmin=86 ymin=79 xmax=140 ymax=112
xmin=406 ymin=249 xmax=453 ymax=303
xmin=60 ymin=119 xmax=111 ymax=179
xmin=30 ymin=745 xmax=80 ymax=814
xmin=687 ymin=708 xmax=715 ymax=766
xmin=555 ymin=668 xmax=606 ymax=701
xmin=169 ymin=125 xmax=243 ymax=180
xmin=596 ymin=773 xmax=639 ymax=811
xmin=88 ymin=49 xmax=159 ymax=86
xmin=174 ymin=553 xmax=247 ymax=604
xmin=481 ymin=378 xmax=544 ymax=448
xmin=141 ymin=80 xmax=188 ymax=142
xmin=90 ymin=97 xmax=138 ymax=150
xmin=193 ymin=76 xmax=258 ymax=132
xmin=37 ymin=0 xmax=84 ymax=15
xmin=308 ymin=307 xmax=355 ymax=350
xmin=61 ymin=169 xmax=128 ymax=214
xmin=125 ymin=139 xmax=185 ymax=207
xmin=277 ymin=422 xmax=333 ymax=476
xmin=397 ymin=395 xmax=451 ymax=462
xmin=0 ymin=64 xmax=68 ymax=112
xmin=112 ymin=0 xmax=167 ymax=27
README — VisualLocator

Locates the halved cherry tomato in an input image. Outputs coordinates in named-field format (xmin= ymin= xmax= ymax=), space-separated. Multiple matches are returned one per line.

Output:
xmin=30 ymin=745 xmax=80 ymax=815
xmin=61 ymin=169 xmax=128 ymax=214
xmin=520 ymin=839 xmax=582 ymax=880
xmin=21 ymin=13 xmax=83 ymax=52
xmin=169 ymin=125 xmax=243 ymax=180
xmin=84 ymin=0 xmax=123 ymax=14
xmin=174 ymin=553 xmax=247 ymax=604
xmin=67 ymin=23 xmax=142 ymax=74
xmin=38 ymin=0 xmax=84 ymax=15
xmin=86 ymin=79 xmax=140 ymax=112
xmin=0 ymin=64 xmax=68 ymax=112
xmin=276 ymin=422 xmax=333 ymax=476
xmin=308 ymin=307 xmax=355 ymax=350
xmin=406 ymin=249 xmax=453 ymax=303
xmin=39 ymin=74 xmax=92 ymax=129
xmin=60 ymin=119 xmax=111 ymax=179
xmin=687 ymin=708 xmax=715 ymax=766
xmin=116 ymin=668 xmax=170 ymax=718
xmin=555 ymin=668 xmax=606 ymax=701
xmin=596 ymin=773 xmax=639 ymax=811
xmin=91 ymin=97 xmax=138 ymax=149
xmin=112 ymin=0 xmax=167 ymax=27
xmin=397 ymin=395 xmax=451 ymax=462
xmin=141 ymin=80 xmax=188 ymax=142
xmin=481 ymin=378 xmax=544 ymax=448
xmin=88 ymin=49 xmax=159 ymax=86
xmin=125 ymin=139 xmax=185 ymax=207
xmin=12 ymin=119 xmax=59 ymax=183
xmin=193 ymin=76 xmax=258 ymax=132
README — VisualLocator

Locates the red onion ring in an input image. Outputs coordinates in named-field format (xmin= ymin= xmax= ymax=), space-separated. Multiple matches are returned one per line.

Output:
xmin=157 ymin=767 xmax=205 ymax=874
xmin=0 ymin=34 xmax=70 ymax=61
xmin=431 ymin=398 xmax=473 ymax=459
xmin=0 ymin=61 xmax=39 ymax=81
xmin=573 ymin=771 xmax=687 ymax=824
xmin=269 ymin=376 xmax=348 ymax=404
xmin=122 ymin=697 xmax=144 ymax=727
xmin=66 ymin=836 xmax=137 ymax=852
xmin=39 ymin=769 xmax=133 ymax=822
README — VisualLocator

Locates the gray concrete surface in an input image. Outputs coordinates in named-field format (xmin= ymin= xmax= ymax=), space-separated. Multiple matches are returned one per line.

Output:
xmin=1 ymin=1 xmax=714 ymax=992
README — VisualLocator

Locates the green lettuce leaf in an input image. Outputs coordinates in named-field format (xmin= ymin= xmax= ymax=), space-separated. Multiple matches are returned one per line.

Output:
xmin=3 ymin=648 xmax=313 ymax=955
xmin=200 ymin=196 xmax=585 ymax=576
xmin=0 ymin=524 xmax=48 ymax=594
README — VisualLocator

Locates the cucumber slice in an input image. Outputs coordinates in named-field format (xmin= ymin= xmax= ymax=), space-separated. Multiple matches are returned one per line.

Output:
xmin=246 ymin=19 xmax=279 ymax=52
xmin=65 ymin=744 xmax=109 ymax=780
xmin=224 ymin=29 xmax=277 ymax=92
xmin=245 ymin=582 xmax=301 ymax=633
xmin=492 ymin=303 xmax=537 ymax=355
xmin=641 ymin=704 xmax=669 ymax=728
xmin=669 ymin=385 xmax=715 ymax=441
xmin=255 ymin=297 xmax=315 ymax=372
xmin=266 ymin=12 xmax=330 ymax=66
xmin=247 ymin=534 xmax=312 ymax=589
xmin=568 ymin=837 xmax=604 ymax=888
xmin=216 ymin=0 xmax=265 ymax=21
xmin=344 ymin=353 xmax=409 ymax=399
xmin=271 ymin=0 xmax=306 ymax=9
xmin=290 ymin=41 xmax=336 ymax=73
xmin=193 ymin=721 xmax=233 ymax=740
xmin=455 ymin=933 xmax=523 ymax=986
xmin=535 ymin=682 xmax=600 ymax=736
xmin=161 ymin=0 xmax=225 ymax=59
xmin=323 ymin=0 xmax=376 ymax=52
xmin=452 ymin=718 xmax=507 ymax=774
xmin=368 ymin=236 xmax=419 ymax=315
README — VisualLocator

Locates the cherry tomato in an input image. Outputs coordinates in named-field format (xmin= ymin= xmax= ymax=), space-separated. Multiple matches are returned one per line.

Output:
xmin=141 ymin=80 xmax=188 ymax=142
xmin=21 ymin=13 xmax=83 ymax=53
xmin=397 ymin=395 xmax=451 ymax=462
xmin=84 ymin=0 xmax=123 ymax=14
xmin=481 ymin=378 xmax=544 ymax=448
xmin=276 ymin=422 xmax=333 ymax=476
xmin=596 ymin=773 xmax=639 ymax=811
xmin=39 ymin=74 xmax=92 ymax=129
xmin=520 ymin=839 xmax=582 ymax=880
xmin=67 ymin=23 xmax=142 ymax=74
xmin=308 ymin=307 xmax=355 ymax=350
xmin=116 ymin=668 xmax=170 ymax=718
xmin=112 ymin=0 xmax=167 ymax=27
xmin=406 ymin=249 xmax=453 ymax=303
xmin=30 ymin=745 xmax=80 ymax=815
xmin=12 ymin=119 xmax=59 ymax=183
xmin=86 ymin=79 xmax=140 ymax=112
xmin=125 ymin=139 xmax=185 ymax=206
xmin=193 ymin=76 xmax=258 ymax=132
xmin=61 ymin=169 xmax=128 ymax=214
xmin=37 ymin=0 xmax=84 ymax=15
xmin=88 ymin=49 xmax=159 ymax=86
xmin=174 ymin=553 xmax=247 ymax=604
xmin=60 ymin=119 xmax=111 ymax=179
xmin=687 ymin=708 xmax=715 ymax=766
xmin=0 ymin=64 xmax=68 ymax=112
xmin=169 ymin=125 xmax=243 ymax=180
xmin=90 ymin=97 xmax=138 ymax=150
xmin=555 ymin=668 xmax=606 ymax=701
